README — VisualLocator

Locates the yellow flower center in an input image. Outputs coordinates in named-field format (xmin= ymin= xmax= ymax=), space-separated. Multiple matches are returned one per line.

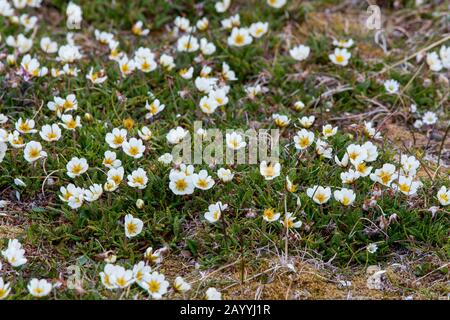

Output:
xmin=175 ymin=179 xmax=188 ymax=191
xmin=235 ymin=34 xmax=245 ymax=45
xmin=29 ymin=148 xmax=40 ymax=158
xmin=315 ymin=193 xmax=326 ymax=203
xmin=71 ymin=164 xmax=83 ymax=174
xmin=379 ymin=172 xmax=392 ymax=185
xmin=197 ymin=179 xmax=208 ymax=188
xmin=335 ymin=55 xmax=345 ymax=63
xmin=113 ymin=135 xmax=124 ymax=145
xmin=133 ymin=176 xmax=144 ymax=185
xmin=127 ymin=223 xmax=137 ymax=234
xmin=148 ymin=280 xmax=160 ymax=293
xmin=128 ymin=146 xmax=139 ymax=156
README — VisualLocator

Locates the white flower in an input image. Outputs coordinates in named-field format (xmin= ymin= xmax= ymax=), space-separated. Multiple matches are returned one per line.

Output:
xmin=28 ymin=279 xmax=52 ymax=298
xmin=363 ymin=121 xmax=381 ymax=139
xmin=289 ymin=45 xmax=310 ymax=61
xmin=315 ymin=138 xmax=333 ymax=159
xmin=138 ymin=126 xmax=152 ymax=141
xmin=20 ymin=55 xmax=47 ymax=78
xmin=0 ymin=277 xmax=11 ymax=300
xmin=259 ymin=161 xmax=281 ymax=180
xmin=199 ymin=96 xmax=219 ymax=114
xmin=122 ymin=138 xmax=145 ymax=159
xmin=306 ymin=186 xmax=331 ymax=204
xmin=250 ymin=22 xmax=268 ymax=38
xmin=322 ymin=124 xmax=337 ymax=138
xmin=332 ymin=38 xmax=354 ymax=48
xmin=299 ymin=115 xmax=315 ymax=128
xmin=177 ymin=35 xmax=199 ymax=52
xmin=0 ymin=113 xmax=8 ymax=124
xmin=281 ymin=212 xmax=302 ymax=229
xmin=1 ymin=239 xmax=27 ymax=267
xmin=362 ymin=141 xmax=379 ymax=162
xmin=227 ymin=27 xmax=252 ymax=47
xmin=204 ymin=202 xmax=228 ymax=223
xmin=107 ymin=166 xmax=124 ymax=185
xmin=16 ymin=118 xmax=37 ymax=134
xmin=346 ymin=144 xmax=368 ymax=165
xmin=166 ymin=127 xmax=188 ymax=144
xmin=94 ymin=29 xmax=114 ymax=45
xmin=335 ymin=153 xmax=349 ymax=167
xmin=440 ymin=45 xmax=450 ymax=69
xmin=60 ymin=115 xmax=81 ymax=130
xmin=105 ymin=128 xmax=127 ymax=149
xmin=293 ymin=100 xmax=305 ymax=111
xmin=8 ymin=131 xmax=25 ymax=148
xmin=100 ymin=264 xmax=119 ymax=290
xmin=217 ymin=168 xmax=234 ymax=182
xmin=0 ymin=142 xmax=7 ymax=163
xmin=195 ymin=76 xmax=217 ymax=93
xmin=132 ymin=20 xmax=149 ymax=36
xmin=14 ymin=178 xmax=26 ymax=187
xmin=113 ymin=267 xmax=134 ymax=289
xmin=133 ymin=261 xmax=151 ymax=286
xmin=422 ymin=111 xmax=437 ymax=125
xmin=215 ymin=0 xmax=231 ymax=12
xmin=66 ymin=2 xmax=82 ymax=28
xmin=66 ymin=157 xmax=89 ymax=178
xmin=400 ymin=155 xmax=420 ymax=177
xmin=196 ymin=17 xmax=209 ymax=31
xmin=367 ymin=243 xmax=378 ymax=254
xmin=144 ymin=247 xmax=167 ymax=264
xmin=173 ymin=276 xmax=191 ymax=293
xmin=384 ymin=79 xmax=400 ymax=94
xmin=413 ymin=120 xmax=423 ymax=129
xmin=174 ymin=16 xmax=190 ymax=32
xmin=124 ymin=214 xmax=144 ymax=238
xmin=437 ymin=186 xmax=450 ymax=206
xmin=294 ymin=129 xmax=314 ymax=150
xmin=272 ymin=113 xmax=290 ymax=127
xmin=169 ymin=171 xmax=194 ymax=195
xmin=6 ymin=34 xmax=32 ymax=53
xmin=40 ymin=37 xmax=58 ymax=53
xmin=158 ymin=153 xmax=173 ymax=165
xmin=192 ymin=170 xmax=215 ymax=190
xmin=118 ymin=56 xmax=135 ymax=76
xmin=135 ymin=52 xmax=157 ymax=73
xmin=141 ymin=272 xmax=169 ymax=299
xmin=353 ymin=160 xmax=372 ymax=177
xmin=221 ymin=62 xmax=237 ymax=81
xmin=104 ymin=180 xmax=118 ymax=192
xmin=39 ymin=124 xmax=61 ymax=142
xmin=127 ymin=168 xmax=148 ymax=189
xmin=58 ymin=44 xmax=82 ymax=64
xmin=84 ymin=184 xmax=103 ymax=202
xmin=262 ymin=208 xmax=281 ymax=222
xmin=59 ymin=183 xmax=83 ymax=202
xmin=226 ymin=132 xmax=246 ymax=150
xmin=334 ymin=188 xmax=356 ymax=206
xmin=392 ymin=176 xmax=422 ymax=196
xmin=24 ymin=141 xmax=47 ymax=162
xmin=86 ymin=67 xmax=108 ymax=84
xmin=209 ymin=88 xmax=229 ymax=106
xmin=329 ymin=48 xmax=351 ymax=66
xmin=103 ymin=151 xmax=122 ymax=168
xmin=179 ymin=66 xmax=194 ymax=79
xmin=267 ymin=0 xmax=286 ymax=8
xmin=159 ymin=54 xmax=176 ymax=70
xmin=426 ymin=52 xmax=443 ymax=72
xmin=370 ymin=163 xmax=398 ymax=187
